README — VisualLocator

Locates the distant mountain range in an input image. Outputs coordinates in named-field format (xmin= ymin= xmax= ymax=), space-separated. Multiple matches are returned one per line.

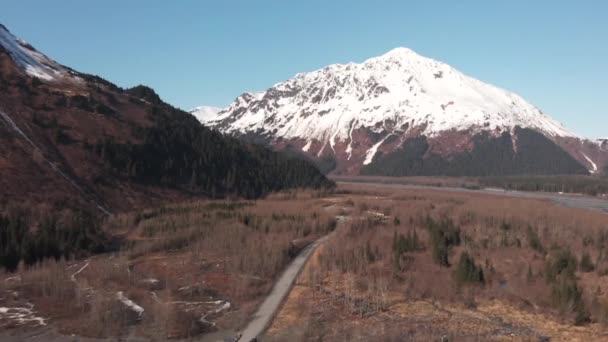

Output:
xmin=195 ymin=48 xmax=606 ymax=176
xmin=0 ymin=24 xmax=331 ymax=213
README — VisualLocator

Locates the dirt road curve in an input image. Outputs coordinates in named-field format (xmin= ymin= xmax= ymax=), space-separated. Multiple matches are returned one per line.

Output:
xmin=238 ymin=234 xmax=330 ymax=342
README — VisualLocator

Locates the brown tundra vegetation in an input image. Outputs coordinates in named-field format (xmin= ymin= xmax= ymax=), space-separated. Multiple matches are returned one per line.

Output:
xmin=0 ymin=190 xmax=337 ymax=340
xmin=2 ymin=184 xmax=608 ymax=341
xmin=266 ymin=183 xmax=608 ymax=342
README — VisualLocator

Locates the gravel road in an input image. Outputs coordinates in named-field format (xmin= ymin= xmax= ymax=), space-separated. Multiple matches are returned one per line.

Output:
xmin=238 ymin=234 xmax=331 ymax=342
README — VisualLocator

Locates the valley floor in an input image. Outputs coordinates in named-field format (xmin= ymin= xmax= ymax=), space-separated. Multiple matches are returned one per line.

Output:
xmin=2 ymin=183 xmax=608 ymax=341
xmin=264 ymin=183 xmax=608 ymax=341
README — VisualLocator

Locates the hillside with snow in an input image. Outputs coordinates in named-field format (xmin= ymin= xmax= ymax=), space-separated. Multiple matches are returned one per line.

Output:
xmin=0 ymin=24 xmax=72 ymax=81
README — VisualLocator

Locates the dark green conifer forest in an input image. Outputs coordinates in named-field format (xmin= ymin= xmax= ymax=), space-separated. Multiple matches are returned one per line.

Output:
xmin=93 ymin=88 xmax=334 ymax=199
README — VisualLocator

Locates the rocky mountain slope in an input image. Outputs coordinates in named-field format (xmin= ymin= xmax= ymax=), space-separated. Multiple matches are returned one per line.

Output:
xmin=0 ymin=24 xmax=332 ymax=214
xmin=198 ymin=48 xmax=605 ymax=176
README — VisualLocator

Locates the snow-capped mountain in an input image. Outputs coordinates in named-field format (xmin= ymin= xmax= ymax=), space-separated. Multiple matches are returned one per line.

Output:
xmin=198 ymin=47 xmax=606 ymax=176
xmin=206 ymin=47 xmax=575 ymax=140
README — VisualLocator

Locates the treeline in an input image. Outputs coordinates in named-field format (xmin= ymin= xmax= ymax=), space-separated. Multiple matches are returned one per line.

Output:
xmin=91 ymin=88 xmax=334 ymax=199
xmin=361 ymin=128 xmax=588 ymax=177
xmin=479 ymin=175 xmax=608 ymax=196
xmin=0 ymin=209 xmax=109 ymax=272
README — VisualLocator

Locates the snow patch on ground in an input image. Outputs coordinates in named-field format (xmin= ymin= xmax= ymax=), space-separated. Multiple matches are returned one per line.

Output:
xmin=302 ymin=140 xmax=312 ymax=152
xmin=198 ymin=301 xmax=231 ymax=327
xmin=116 ymin=292 xmax=144 ymax=319
xmin=0 ymin=304 xmax=46 ymax=327
xmin=211 ymin=301 xmax=231 ymax=314
xmin=172 ymin=300 xmax=223 ymax=306
xmin=167 ymin=298 xmax=231 ymax=327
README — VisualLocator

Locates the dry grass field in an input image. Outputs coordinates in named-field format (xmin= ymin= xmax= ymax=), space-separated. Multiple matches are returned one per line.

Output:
xmin=266 ymin=183 xmax=608 ymax=341
xmin=0 ymin=190 xmax=337 ymax=339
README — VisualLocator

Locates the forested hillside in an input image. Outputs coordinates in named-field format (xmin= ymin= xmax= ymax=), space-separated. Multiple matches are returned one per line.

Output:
xmin=94 ymin=89 xmax=333 ymax=199
xmin=0 ymin=23 xmax=333 ymax=213
xmin=362 ymin=128 xmax=588 ymax=177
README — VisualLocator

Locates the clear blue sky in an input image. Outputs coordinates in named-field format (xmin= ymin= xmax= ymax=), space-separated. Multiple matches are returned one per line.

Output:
xmin=1 ymin=0 xmax=606 ymax=137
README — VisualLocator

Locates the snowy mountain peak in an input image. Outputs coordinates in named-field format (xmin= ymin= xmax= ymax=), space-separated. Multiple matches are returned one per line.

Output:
xmin=201 ymin=47 xmax=577 ymax=144
xmin=374 ymin=46 xmax=419 ymax=61
xmin=384 ymin=46 xmax=416 ymax=55
xmin=0 ymin=23 xmax=70 ymax=81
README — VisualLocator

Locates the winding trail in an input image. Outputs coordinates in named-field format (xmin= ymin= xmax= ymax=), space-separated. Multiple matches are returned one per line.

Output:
xmin=238 ymin=234 xmax=332 ymax=342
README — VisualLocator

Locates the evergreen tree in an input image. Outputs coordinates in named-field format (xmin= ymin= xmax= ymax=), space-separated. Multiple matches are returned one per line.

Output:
xmin=453 ymin=252 xmax=485 ymax=286
xmin=580 ymin=252 xmax=595 ymax=272
xmin=426 ymin=217 xmax=461 ymax=267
